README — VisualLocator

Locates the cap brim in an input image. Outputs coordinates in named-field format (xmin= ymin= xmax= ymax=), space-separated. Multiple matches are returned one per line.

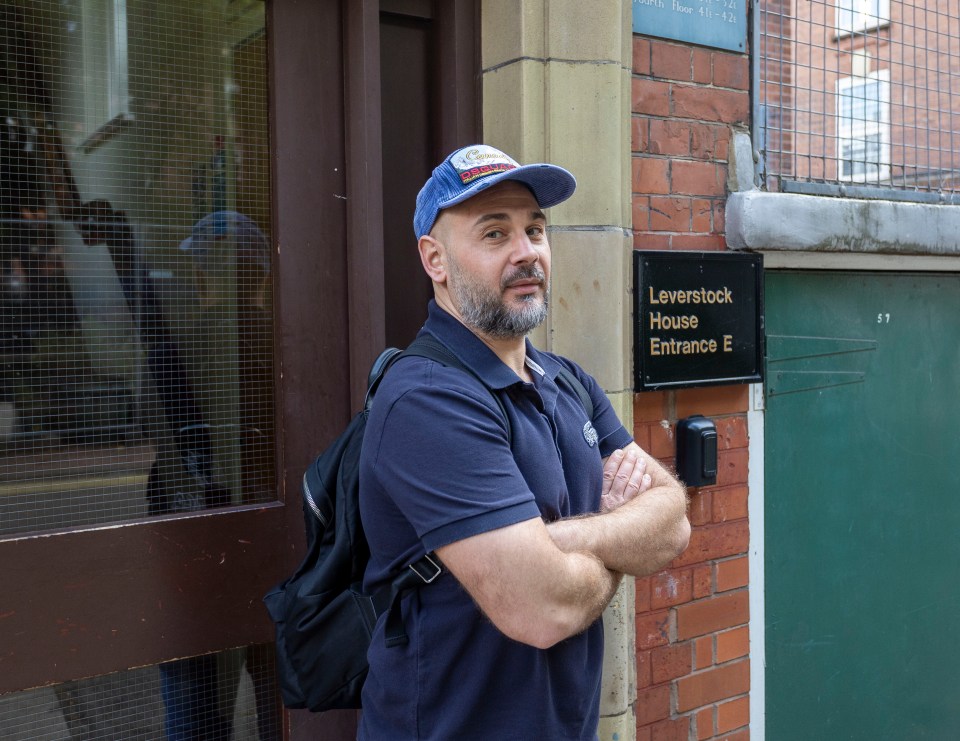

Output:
xmin=439 ymin=162 xmax=577 ymax=212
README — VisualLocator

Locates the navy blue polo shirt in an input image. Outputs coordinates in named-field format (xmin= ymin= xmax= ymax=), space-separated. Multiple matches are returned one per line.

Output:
xmin=358 ymin=300 xmax=632 ymax=741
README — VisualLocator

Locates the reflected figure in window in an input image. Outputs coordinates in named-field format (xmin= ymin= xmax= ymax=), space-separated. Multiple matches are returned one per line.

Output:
xmin=74 ymin=198 xmax=230 ymax=514
xmin=178 ymin=210 xmax=274 ymax=505
xmin=1 ymin=119 xmax=79 ymax=426
xmin=158 ymin=211 xmax=277 ymax=741
xmin=1 ymin=200 xmax=76 ymax=334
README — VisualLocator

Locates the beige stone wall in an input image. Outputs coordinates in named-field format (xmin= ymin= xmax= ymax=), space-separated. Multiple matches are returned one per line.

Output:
xmin=480 ymin=2 xmax=637 ymax=738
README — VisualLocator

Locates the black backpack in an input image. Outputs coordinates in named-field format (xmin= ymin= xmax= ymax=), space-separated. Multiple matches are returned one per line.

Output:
xmin=263 ymin=334 xmax=593 ymax=712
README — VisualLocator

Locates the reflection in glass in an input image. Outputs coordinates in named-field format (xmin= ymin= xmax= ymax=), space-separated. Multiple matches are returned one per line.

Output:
xmin=0 ymin=646 xmax=280 ymax=741
xmin=0 ymin=0 xmax=273 ymax=536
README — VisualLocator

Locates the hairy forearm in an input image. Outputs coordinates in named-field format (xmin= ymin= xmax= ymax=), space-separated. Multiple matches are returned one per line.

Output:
xmin=540 ymin=550 xmax=623 ymax=641
xmin=547 ymin=482 xmax=690 ymax=577
xmin=436 ymin=519 xmax=624 ymax=649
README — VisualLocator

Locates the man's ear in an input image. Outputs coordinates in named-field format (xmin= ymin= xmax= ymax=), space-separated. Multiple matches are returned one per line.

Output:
xmin=418 ymin=234 xmax=447 ymax=284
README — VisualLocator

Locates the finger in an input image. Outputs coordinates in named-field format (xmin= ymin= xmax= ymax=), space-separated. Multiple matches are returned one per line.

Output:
xmin=601 ymin=449 xmax=625 ymax=497
xmin=611 ymin=450 xmax=640 ymax=495
xmin=621 ymin=454 xmax=648 ymax=498
xmin=623 ymin=460 xmax=650 ymax=502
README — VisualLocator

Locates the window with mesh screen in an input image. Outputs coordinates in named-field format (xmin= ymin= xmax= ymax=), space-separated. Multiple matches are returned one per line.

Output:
xmin=758 ymin=0 xmax=960 ymax=198
xmin=0 ymin=645 xmax=280 ymax=740
xmin=0 ymin=0 xmax=273 ymax=536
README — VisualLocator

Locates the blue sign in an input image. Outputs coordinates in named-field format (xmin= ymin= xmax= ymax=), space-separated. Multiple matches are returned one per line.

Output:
xmin=632 ymin=0 xmax=746 ymax=52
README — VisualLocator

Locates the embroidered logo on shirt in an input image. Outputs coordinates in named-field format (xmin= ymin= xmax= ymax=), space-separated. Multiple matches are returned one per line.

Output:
xmin=583 ymin=420 xmax=598 ymax=447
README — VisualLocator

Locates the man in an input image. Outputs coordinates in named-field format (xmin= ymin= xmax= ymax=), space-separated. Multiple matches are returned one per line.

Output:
xmin=359 ymin=145 xmax=690 ymax=740
xmin=177 ymin=210 xmax=275 ymax=504
xmin=159 ymin=211 xmax=277 ymax=741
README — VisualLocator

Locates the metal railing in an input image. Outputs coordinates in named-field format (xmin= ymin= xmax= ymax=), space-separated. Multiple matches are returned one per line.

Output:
xmin=755 ymin=0 xmax=960 ymax=203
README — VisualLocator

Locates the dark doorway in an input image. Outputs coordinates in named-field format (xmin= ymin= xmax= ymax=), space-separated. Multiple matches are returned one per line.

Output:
xmin=379 ymin=0 xmax=479 ymax=349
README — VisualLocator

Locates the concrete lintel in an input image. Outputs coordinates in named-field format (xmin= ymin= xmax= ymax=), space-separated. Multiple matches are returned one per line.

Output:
xmin=726 ymin=191 xmax=960 ymax=256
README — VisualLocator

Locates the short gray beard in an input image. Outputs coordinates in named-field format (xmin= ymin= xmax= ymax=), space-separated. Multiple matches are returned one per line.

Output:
xmin=449 ymin=261 xmax=549 ymax=340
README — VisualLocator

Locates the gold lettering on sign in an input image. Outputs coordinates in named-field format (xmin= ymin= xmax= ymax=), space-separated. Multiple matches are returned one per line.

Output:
xmin=648 ymin=286 xmax=734 ymax=305
xmin=649 ymin=337 xmax=719 ymax=356
xmin=649 ymin=311 xmax=699 ymax=330
xmin=646 ymin=284 xmax=741 ymax=361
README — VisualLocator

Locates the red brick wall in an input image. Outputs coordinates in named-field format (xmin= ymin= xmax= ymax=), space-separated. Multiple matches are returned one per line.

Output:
xmin=631 ymin=35 xmax=752 ymax=741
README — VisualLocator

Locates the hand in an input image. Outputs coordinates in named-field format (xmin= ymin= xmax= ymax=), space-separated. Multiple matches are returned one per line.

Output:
xmin=600 ymin=448 xmax=652 ymax=512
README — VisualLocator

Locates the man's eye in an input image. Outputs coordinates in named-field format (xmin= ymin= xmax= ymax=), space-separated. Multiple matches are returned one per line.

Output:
xmin=485 ymin=229 xmax=504 ymax=239
xmin=527 ymin=225 xmax=545 ymax=237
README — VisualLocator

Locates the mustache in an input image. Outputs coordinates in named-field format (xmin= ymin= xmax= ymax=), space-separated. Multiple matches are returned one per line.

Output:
xmin=501 ymin=265 xmax=546 ymax=290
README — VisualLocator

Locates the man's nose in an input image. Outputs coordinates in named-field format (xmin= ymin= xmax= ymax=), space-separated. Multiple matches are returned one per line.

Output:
xmin=509 ymin=232 xmax=539 ymax=263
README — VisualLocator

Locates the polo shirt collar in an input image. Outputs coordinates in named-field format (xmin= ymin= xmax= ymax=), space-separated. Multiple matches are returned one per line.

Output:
xmin=420 ymin=300 xmax=561 ymax=391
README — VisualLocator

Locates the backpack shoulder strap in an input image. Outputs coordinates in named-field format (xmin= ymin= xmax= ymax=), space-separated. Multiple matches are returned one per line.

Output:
xmin=363 ymin=342 xmax=451 ymax=647
xmin=401 ymin=334 xmax=512 ymax=444
xmin=364 ymin=347 xmax=403 ymax=411
xmin=556 ymin=366 xmax=594 ymax=421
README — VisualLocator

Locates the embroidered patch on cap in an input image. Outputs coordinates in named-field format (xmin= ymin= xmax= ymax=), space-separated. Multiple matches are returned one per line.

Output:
xmin=450 ymin=145 xmax=519 ymax=185
xmin=583 ymin=420 xmax=599 ymax=448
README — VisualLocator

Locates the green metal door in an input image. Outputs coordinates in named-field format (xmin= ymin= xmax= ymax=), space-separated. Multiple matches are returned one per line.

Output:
xmin=764 ymin=270 xmax=960 ymax=739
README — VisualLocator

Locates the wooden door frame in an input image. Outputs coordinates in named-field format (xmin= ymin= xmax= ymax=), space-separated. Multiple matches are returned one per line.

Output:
xmin=0 ymin=0 xmax=478 ymax=708
xmin=344 ymin=0 xmax=386 ymax=408
xmin=344 ymin=0 xmax=479 ymax=408
xmin=289 ymin=2 xmax=477 ymax=736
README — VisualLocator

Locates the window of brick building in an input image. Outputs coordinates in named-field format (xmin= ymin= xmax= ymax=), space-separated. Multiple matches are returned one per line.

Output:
xmin=836 ymin=0 xmax=890 ymax=36
xmin=836 ymin=70 xmax=890 ymax=181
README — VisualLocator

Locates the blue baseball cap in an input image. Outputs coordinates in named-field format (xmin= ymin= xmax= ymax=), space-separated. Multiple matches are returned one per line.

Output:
xmin=413 ymin=144 xmax=577 ymax=239
xmin=179 ymin=211 xmax=270 ymax=276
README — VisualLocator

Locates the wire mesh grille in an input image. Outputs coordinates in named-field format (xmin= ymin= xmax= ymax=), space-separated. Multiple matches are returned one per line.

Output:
xmin=0 ymin=645 xmax=281 ymax=740
xmin=0 ymin=0 xmax=273 ymax=536
xmin=757 ymin=0 xmax=960 ymax=200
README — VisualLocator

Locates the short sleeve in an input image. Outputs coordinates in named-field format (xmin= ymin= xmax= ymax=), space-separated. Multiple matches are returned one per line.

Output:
xmin=369 ymin=375 xmax=541 ymax=552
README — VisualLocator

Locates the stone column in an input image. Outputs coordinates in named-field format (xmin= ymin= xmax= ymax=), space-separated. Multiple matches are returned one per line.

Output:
xmin=480 ymin=2 xmax=637 ymax=738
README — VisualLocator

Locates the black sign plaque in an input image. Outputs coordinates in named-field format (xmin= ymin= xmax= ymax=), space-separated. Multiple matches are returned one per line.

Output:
xmin=634 ymin=251 xmax=764 ymax=390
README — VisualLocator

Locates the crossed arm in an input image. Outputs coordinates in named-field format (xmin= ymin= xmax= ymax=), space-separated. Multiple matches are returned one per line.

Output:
xmin=434 ymin=442 xmax=690 ymax=649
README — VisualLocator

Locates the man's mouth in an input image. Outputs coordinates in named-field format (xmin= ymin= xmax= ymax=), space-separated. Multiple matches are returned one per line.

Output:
xmin=503 ymin=268 xmax=545 ymax=293
xmin=509 ymin=278 xmax=541 ymax=288
xmin=505 ymin=280 xmax=543 ymax=299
